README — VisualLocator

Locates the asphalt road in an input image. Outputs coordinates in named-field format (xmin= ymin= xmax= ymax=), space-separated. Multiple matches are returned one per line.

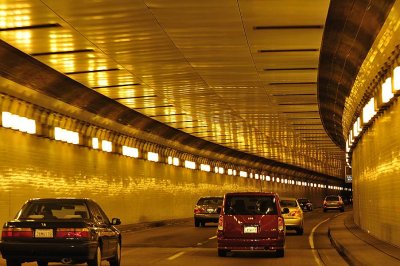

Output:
xmin=0 ymin=208 xmax=350 ymax=266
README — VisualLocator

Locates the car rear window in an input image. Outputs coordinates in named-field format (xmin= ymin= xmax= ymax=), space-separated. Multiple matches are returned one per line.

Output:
xmin=326 ymin=196 xmax=339 ymax=201
xmin=19 ymin=201 xmax=90 ymax=220
xmin=280 ymin=200 xmax=298 ymax=207
xmin=224 ymin=195 xmax=277 ymax=215
xmin=197 ymin=197 xmax=223 ymax=206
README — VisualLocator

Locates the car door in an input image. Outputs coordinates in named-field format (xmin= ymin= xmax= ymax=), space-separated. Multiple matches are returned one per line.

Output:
xmin=89 ymin=202 xmax=111 ymax=257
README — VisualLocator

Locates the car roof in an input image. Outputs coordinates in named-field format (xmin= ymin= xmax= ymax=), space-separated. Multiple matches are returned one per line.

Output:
xmin=27 ymin=198 xmax=92 ymax=203
xmin=224 ymin=192 xmax=278 ymax=197
xmin=280 ymin=197 xmax=297 ymax=201
xmin=198 ymin=196 xmax=223 ymax=199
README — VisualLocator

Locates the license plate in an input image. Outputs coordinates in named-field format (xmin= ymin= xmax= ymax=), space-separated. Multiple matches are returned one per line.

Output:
xmin=207 ymin=208 xmax=215 ymax=213
xmin=244 ymin=226 xmax=257 ymax=233
xmin=35 ymin=229 xmax=53 ymax=238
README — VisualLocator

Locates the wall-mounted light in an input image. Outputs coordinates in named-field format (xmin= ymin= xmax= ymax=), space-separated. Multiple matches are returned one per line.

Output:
xmin=227 ymin=169 xmax=233 ymax=175
xmin=147 ymin=152 xmax=158 ymax=162
xmin=54 ymin=127 xmax=79 ymax=144
xmin=185 ymin=160 xmax=196 ymax=169
xmin=393 ymin=66 xmax=400 ymax=92
xmin=102 ymin=140 xmax=112 ymax=152
xmin=2 ymin=112 xmax=36 ymax=134
xmin=92 ymin=137 xmax=99 ymax=149
xmin=122 ymin=146 xmax=139 ymax=158
xmin=381 ymin=77 xmax=394 ymax=104
xmin=239 ymin=171 xmax=247 ymax=178
xmin=362 ymin=97 xmax=376 ymax=124
xmin=200 ymin=164 xmax=210 ymax=172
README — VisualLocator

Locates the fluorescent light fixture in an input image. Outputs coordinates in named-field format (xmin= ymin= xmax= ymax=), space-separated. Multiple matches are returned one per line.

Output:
xmin=381 ymin=78 xmax=394 ymax=104
xmin=173 ymin=157 xmax=179 ymax=166
xmin=214 ymin=166 xmax=219 ymax=173
xmin=394 ymin=66 xmax=400 ymax=91
xmin=2 ymin=112 xmax=36 ymax=134
xmin=168 ymin=156 xmax=173 ymax=164
xmin=54 ymin=127 xmax=79 ymax=144
xmin=185 ymin=160 xmax=196 ymax=169
xmin=362 ymin=97 xmax=376 ymax=124
xmin=239 ymin=171 xmax=248 ymax=178
xmin=102 ymin=140 xmax=112 ymax=152
xmin=250 ymin=173 xmax=253 ymax=178
xmin=227 ymin=169 xmax=233 ymax=175
xmin=218 ymin=167 xmax=224 ymax=174
xmin=276 ymin=178 xmax=280 ymax=183
xmin=200 ymin=164 xmax=210 ymax=172
xmin=233 ymin=170 xmax=237 ymax=176
xmin=353 ymin=117 xmax=362 ymax=138
xmin=92 ymin=138 xmax=99 ymax=149
xmin=122 ymin=146 xmax=139 ymax=158
xmin=147 ymin=152 xmax=159 ymax=162
xmin=255 ymin=174 xmax=259 ymax=180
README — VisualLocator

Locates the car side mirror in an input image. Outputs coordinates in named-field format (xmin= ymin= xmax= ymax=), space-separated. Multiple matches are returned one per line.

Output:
xmin=111 ymin=218 xmax=121 ymax=225
xmin=282 ymin=208 xmax=290 ymax=214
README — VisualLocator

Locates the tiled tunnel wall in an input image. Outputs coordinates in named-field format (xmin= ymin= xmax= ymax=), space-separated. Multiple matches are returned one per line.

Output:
xmin=0 ymin=127 xmax=327 ymax=227
xmin=352 ymin=99 xmax=400 ymax=247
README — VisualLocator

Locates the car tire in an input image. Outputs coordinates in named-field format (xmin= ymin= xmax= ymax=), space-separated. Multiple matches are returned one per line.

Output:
xmin=6 ymin=260 xmax=21 ymax=266
xmin=88 ymin=246 xmax=102 ymax=266
xmin=296 ymin=228 xmax=304 ymax=235
xmin=194 ymin=219 xmax=200 ymax=227
xmin=218 ymin=249 xmax=228 ymax=257
xmin=276 ymin=249 xmax=285 ymax=257
xmin=37 ymin=261 xmax=48 ymax=266
xmin=109 ymin=241 xmax=121 ymax=266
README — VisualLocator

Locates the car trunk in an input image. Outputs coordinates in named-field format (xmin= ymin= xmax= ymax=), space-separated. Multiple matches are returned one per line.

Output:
xmin=223 ymin=215 xmax=279 ymax=239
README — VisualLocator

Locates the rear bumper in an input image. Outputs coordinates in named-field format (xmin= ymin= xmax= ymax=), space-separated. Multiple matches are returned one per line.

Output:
xmin=324 ymin=205 xmax=344 ymax=210
xmin=0 ymin=240 xmax=97 ymax=262
xmin=194 ymin=214 xmax=219 ymax=222
xmin=283 ymin=217 xmax=303 ymax=228
xmin=217 ymin=236 xmax=285 ymax=251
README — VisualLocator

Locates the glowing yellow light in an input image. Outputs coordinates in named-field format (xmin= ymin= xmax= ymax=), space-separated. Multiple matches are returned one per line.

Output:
xmin=147 ymin=152 xmax=159 ymax=162
xmin=54 ymin=127 xmax=79 ymax=144
xmin=362 ymin=98 xmax=376 ymax=124
xmin=184 ymin=160 xmax=196 ymax=169
xmin=381 ymin=78 xmax=393 ymax=104
xmin=92 ymin=138 xmax=99 ymax=149
xmin=122 ymin=146 xmax=139 ymax=158
xmin=239 ymin=171 xmax=247 ymax=178
xmin=227 ymin=169 xmax=233 ymax=175
xmin=200 ymin=164 xmax=210 ymax=172
xmin=2 ymin=112 xmax=36 ymax=134
xmin=101 ymin=140 xmax=112 ymax=152
xmin=393 ymin=66 xmax=400 ymax=91
xmin=218 ymin=167 xmax=224 ymax=174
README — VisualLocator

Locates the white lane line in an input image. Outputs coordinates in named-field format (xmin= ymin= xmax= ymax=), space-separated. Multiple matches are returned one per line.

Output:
xmin=167 ymin=251 xmax=186 ymax=261
xmin=209 ymin=236 xmax=217 ymax=240
xmin=309 ymin=218 xmax=330 ymax=266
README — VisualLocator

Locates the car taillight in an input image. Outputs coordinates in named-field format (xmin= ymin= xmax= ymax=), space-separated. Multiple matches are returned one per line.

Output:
xmin=278 ymin=217 xmax=284 ymax=231
xmin=323 ymin=200 xmax=327 ymax=205
xmin=194 ymin=206 xmax=204 ymax=214
xmin=217 ymin=215 xmax=223 ymax=231
xmin=56 ymin=228 xmax=89 ymax=239
xmin=289 ymin=210 xmax=301 ymax=217
xmin=2 ymin=227 xmax=33 ymax=238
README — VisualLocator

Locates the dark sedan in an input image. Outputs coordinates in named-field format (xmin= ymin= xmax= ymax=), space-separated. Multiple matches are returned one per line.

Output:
xmin=0 ymin=198 xmax=121 ymax=266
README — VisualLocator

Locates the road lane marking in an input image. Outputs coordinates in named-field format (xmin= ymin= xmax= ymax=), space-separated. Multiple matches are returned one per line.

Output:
xmin=209 ymin=236 xmax=217 ymax=240
xmin=167 ymin=251 xmax=185 ymax=261
xmin=309 ymin=218 xmax=330 ymax=266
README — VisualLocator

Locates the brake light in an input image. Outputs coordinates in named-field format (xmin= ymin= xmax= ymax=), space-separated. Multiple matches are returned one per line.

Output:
xmin=2 ymin=227 xmax=33 ymax=238
xmin=278 ymin=217 xmax=284 ymax=231
xmin=56 ymin=228 xmax=89 ymax=238
xmin=217 ymin=215 xmax=223 ymax=231
xmin=289 ymin=210 xmax=302 ymax=217
xmin=194 ymin=206 xmax=204 ymax=214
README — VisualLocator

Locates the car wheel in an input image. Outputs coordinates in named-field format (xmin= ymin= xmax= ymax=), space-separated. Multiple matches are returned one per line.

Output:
xmin=276 ymin=249 xmax=285 ymax=257
xmin=296 ymin=228 xmax=304 ymax=235
xmin=6 ymin=260 xmax=21 ymax=266
xmin=218 ymin=249 xmax=228 ymax=257
xmin=194 ymin=219 xmax=200 ymax=227
xmin=109 ymin=241 xmax=121 ymax=266
xmin=88 ymin=246 xmax=102 ymax=266
xmin=37 ymin=261 xmax=48 ymax=266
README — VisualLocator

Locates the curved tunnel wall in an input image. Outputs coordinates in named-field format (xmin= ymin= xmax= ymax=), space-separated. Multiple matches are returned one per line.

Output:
xmin=352 ymin=99 xmax=400 ymax=247
xmin=0 ymin=126 xmax=328 ymax=227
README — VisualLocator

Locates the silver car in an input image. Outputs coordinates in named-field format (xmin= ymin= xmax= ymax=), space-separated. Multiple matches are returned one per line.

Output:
xmin=194 ymin=196 xmax=223 ymax=227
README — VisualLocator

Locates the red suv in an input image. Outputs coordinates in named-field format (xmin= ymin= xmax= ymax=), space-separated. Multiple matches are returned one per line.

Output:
xmin=217 ymin=192 xmax=288 ymax=257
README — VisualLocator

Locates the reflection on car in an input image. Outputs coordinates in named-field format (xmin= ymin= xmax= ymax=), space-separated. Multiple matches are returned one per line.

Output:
xmin=323 ymin=195 xmax=345 ymax=212
xmin=0 ymin=198 xmax=121 ymax=266
xmin=297 ymin=198 xmax=313 ymax=211
xmin=194 ymin=196 xmax=223 ymax=227
xmin=280 ymin=198 xmax=304 ymax=235
xmin=217 ymin=192 xmax=288 ymax=257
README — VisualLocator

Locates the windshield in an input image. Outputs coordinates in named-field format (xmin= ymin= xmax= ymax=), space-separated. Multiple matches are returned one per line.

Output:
xmin=326 ymin=196 xmax=340 ymax=201
xmin=224 ymin=195 xmax=277 ymax=215
xmin=19 ymin=201 xmax=90 ymax=220
xmin=280 ymin=200 xmax=298 ymax=208
xmin=197 ymin=197 xmax=223 ymax=206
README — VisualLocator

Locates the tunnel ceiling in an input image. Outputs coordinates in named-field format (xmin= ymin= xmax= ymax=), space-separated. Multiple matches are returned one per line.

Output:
xmin=0 ymin=0 xmax=346 ymax=178
xmin=318 ymin=0 xmax=396 ymax=149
